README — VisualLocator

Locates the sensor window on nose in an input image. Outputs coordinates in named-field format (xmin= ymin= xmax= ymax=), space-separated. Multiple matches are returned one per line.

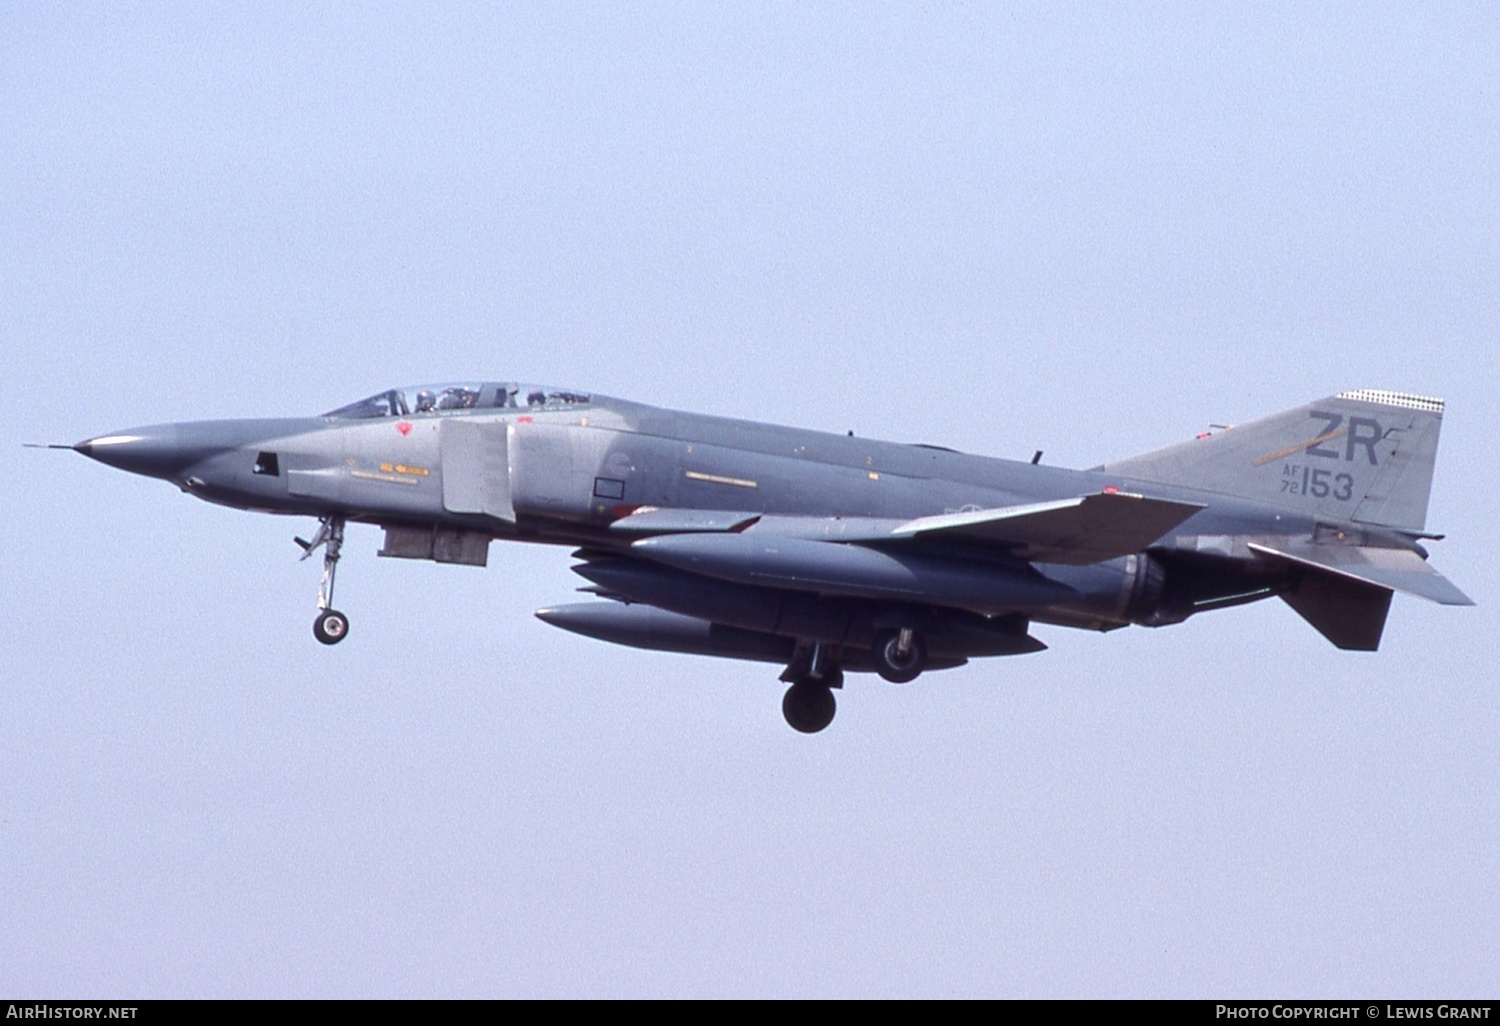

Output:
xmin=253 ymin=451 xmax=281 ymax=477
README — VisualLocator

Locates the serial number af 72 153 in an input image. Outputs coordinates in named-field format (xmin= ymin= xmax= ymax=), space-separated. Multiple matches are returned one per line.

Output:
xmin=1280 ymin=463 xmax=1356 ymax=501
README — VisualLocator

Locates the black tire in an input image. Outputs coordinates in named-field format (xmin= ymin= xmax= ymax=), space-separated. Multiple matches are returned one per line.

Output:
xmin=314 ymin=609 xmax=349 ymax=645
xmin=873 ymin=629 xmax=925 ymax=684
xmin=782 ymin=682 xmax=836 ymax=734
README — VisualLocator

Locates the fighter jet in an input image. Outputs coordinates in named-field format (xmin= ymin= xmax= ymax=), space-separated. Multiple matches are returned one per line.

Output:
xmin=63 ymin=383 xmax=1471 ymax=732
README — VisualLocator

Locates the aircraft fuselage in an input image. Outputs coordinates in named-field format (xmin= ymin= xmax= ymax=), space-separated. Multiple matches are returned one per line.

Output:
xmin=70 ymin=382 xmax=1469 ymax=732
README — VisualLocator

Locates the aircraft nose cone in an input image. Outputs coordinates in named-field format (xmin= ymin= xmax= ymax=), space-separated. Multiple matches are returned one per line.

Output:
xmin=74 ymin=425 xmax=195 ymax=480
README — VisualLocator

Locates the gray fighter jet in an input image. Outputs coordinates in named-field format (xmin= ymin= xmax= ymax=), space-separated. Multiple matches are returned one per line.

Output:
xmin=65 ymin=383 xmax=1471 ymax=732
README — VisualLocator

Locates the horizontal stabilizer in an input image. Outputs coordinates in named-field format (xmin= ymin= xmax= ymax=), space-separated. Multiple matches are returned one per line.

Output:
xmin=890 ymin=492 xmax=1205 ymax=565
xmin=1248 ymin=542 xmax=1473 ymax=606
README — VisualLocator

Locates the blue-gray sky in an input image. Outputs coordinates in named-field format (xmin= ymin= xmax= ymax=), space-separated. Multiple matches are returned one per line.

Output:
xmin=3 ymin=2 xmax=1497 ymax=997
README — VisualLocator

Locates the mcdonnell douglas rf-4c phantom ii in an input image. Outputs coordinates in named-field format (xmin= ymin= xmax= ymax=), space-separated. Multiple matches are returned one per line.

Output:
xmin=66 ymin=383 xmax=1471 ymax=732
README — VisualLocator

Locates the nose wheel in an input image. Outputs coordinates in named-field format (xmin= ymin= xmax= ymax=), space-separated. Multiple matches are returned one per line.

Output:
xmin=314 ymin=609 xmax=349 ymax=645
xmin=297 ymin=515 xmax=349 ymax=645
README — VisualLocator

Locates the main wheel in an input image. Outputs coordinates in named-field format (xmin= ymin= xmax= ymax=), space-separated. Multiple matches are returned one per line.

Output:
xmin=314 ymin=609 xmax=350 ymax=645
xmin=782 ymin=682 xmax=836 ymax=734
xmin=873 ymin=629 xmax=925 ymax=684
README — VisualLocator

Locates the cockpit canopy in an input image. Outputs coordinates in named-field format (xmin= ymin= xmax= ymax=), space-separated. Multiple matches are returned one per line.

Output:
xmin=323 ymin=383 xmax=592 ymax=420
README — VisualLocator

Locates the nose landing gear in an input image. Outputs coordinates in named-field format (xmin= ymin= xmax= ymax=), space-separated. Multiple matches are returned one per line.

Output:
xmin=297 ymin=515 xmax=349 ymax=646
xmin=314 ymin=608 xmax=349 ymax=645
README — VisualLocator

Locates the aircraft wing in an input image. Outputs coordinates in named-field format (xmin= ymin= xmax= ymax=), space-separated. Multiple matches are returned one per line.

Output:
xmin=609 ymin=492 xmax=1204 ymax=566
xmin=889 ymin=491 xmax=1206 ymax=565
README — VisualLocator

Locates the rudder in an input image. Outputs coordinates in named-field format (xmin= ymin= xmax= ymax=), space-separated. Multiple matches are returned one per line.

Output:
xmin=1096 ymin=389 xmax=1446 ymax=532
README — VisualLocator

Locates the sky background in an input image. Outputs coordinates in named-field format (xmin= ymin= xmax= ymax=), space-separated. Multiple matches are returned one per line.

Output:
xmin=3 ymin=1 xmax=1497 ymax=998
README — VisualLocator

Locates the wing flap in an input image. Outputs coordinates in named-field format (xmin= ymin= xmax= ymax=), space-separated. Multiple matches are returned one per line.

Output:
xmin=891 ymin=492 xmax=1206 ymax=565
xmin=1248 ymin=542 xmax=1474 ymax=605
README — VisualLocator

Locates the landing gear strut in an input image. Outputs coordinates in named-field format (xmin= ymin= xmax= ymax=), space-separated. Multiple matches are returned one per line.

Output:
xmin=298 ymin=515 xmax=349 ymax=645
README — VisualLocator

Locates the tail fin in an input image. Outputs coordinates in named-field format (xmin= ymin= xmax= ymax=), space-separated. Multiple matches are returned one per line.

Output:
xmin=1097 ymin=389 xmax=1446 ymax=531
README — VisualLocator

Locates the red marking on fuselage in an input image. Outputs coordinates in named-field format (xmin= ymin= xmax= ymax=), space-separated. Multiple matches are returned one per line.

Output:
xmin=396 ymin=421 xmax=412 ymax=436
xmin=518 ymin=415 xmax=533 ymax=424
xmin=1102 ymin=484 xmax=1120 ymax=494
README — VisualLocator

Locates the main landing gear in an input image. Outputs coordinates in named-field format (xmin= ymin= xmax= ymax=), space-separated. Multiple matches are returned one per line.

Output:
xmin=297 ymin=515 xmax=349 ymax=646
xmin=778 ymin=630 xmax=931 ymax=733
xmin=872 ymin=627 xmax=926 ymax=684
xmin=780 ymin=642 xmax=843 ymax=734
xmin=782 ymin=679 xmax=838 ymax=734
